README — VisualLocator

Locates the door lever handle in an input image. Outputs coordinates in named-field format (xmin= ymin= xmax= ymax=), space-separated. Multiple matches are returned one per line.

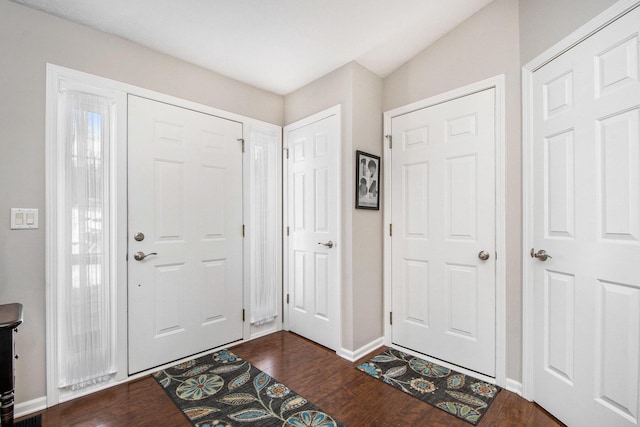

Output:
xmin=317 ymin=241 xmax=334 ymax=249
xmin=133 ymin=251 xmax=157 ymax=261
xmin=530 ymin=248 xmax=552 ymax=261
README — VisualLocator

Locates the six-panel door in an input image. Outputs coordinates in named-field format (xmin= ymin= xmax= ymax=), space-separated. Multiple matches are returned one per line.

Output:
xmin=128 ymin=96 xmax=243 ymax=374
xmin=532 ymin=7 xmax=640 ymax=426
xmin=286 ymin=112 xmax=340 ymax=351
xmin=390 ymin=88 xmax=497 ymax=377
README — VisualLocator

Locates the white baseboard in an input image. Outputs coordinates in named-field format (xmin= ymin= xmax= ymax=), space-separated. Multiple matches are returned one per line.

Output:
xmin=248 ymin=322 xmax=281 ymax=340
xmin=15 ymin=396 xmax=47 ymax=419
xmin=505 ymin=378 xmax=523 ymax=396
xmin=337 ymin=337 xmax=384 ymax=362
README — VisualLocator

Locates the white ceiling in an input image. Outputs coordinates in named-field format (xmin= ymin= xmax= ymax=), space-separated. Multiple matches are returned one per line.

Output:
xmin=14 ymin=0 xmax=493 ymax=95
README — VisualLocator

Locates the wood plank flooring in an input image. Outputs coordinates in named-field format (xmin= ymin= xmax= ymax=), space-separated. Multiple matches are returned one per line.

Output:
xmin=21 ymin=331 xmax=563 ymax=426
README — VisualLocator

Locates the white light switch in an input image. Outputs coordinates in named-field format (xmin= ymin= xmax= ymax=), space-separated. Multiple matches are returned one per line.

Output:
xmin=11 ymin=208 xmax=38 ymax=230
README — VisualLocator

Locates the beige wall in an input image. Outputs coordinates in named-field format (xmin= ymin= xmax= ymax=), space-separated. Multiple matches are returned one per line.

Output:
xmin=519 ymin=0 xmax=620 ymax=64
xmin=284 ymin=62 xmax=384 ymax=352
xmin=0 ymin=1 xmax=282 ymax=404
xmin=350 ymin=64 xmax=384 ymax=350
xmin=3 ymin=0 xmax=624 ymax=407
xmin=383 ymin=0 xmax=523 ymax=380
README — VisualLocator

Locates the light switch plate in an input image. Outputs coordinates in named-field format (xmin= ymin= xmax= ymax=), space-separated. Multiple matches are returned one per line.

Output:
xmin=11 ymin=208 xmax=38 ymax=229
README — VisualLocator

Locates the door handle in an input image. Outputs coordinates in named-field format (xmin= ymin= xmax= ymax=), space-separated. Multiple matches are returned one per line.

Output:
xmin=478 ymin=250 xmax=490 ymax=261
xmin=530 ymin=248 xmax=552 ymax=261
xmin=317 ymin=241 xmax=334 ymax=249
xmin=133 ymin=251 xmax=157 ymax=261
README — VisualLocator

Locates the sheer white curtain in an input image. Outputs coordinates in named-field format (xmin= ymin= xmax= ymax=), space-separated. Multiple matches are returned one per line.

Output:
xmin=249 ymin=129 xmax=279 ymax=325
xmin=58 ymin=90 xmax=116 ymax=390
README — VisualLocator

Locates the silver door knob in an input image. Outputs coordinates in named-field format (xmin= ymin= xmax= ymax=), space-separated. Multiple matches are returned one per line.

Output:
xmin=133 ymin=251 xmax=157 ymax=261
xmin=317 ymin=241 xmax=334 ymax=249
xmin=530 ymin=248 xmax=552 ymax=261
xmin=478 ymin=250 xmax=490 ymax=261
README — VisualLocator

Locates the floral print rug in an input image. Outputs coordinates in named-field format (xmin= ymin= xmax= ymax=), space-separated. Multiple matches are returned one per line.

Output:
xmin=357 ymin=348 xmax=500 ymax=425
xmin=154 ymin=349 xmax=345 ymax=427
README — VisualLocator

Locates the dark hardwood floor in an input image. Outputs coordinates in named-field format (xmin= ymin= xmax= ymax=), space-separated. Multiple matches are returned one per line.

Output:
xmin=21 ymin=331 xmax=563 ymax=426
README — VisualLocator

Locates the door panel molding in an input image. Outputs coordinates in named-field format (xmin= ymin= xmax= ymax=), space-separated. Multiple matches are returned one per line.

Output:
xmin=283 ymin=105 xmax=342 ymax=352
xmin=522 ymin=0 xmax=640 ymax=402
xmin=383 ymin=75 xmax=506 ymax=387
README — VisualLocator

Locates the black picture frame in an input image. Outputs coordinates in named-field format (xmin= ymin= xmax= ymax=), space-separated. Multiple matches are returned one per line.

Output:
xmin=355 ymin=150 xmax=380 ymax=210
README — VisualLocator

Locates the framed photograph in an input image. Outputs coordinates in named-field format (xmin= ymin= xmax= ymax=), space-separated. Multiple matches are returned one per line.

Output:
xmin=355 ymin=150 xmax=380 ymax=210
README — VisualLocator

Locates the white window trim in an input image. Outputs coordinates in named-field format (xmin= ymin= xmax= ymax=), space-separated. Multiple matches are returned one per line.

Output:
xmin=45 ymin=64 xmax=282 ymax=406
xmin=45 ymin=66 xmax=128 ymax=405
xmin=242 ymin=122 xmax=284 ymax=341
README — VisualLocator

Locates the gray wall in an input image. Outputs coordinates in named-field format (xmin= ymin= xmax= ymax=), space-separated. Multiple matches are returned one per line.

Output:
xmin=519 ymin=0 xmax=620 ymax=64
xmin=0 ymin=0 xmax=282 ymax=404
xmin=284 ymin=62 xmax=384 ymax=352
xmin=383 ymin=0 xmax=523 ymax=381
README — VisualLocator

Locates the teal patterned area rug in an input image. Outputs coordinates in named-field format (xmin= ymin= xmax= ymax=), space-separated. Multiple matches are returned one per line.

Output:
xmin=357 ymin=348 xmax=500 ymax=425
xmin=154 ymin=349 xmax=344 ymax=427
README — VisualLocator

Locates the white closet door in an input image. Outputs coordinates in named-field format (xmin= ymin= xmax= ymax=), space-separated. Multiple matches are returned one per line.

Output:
xmin=531 ymin=6 xmax=640 ymax=426
xmin=285 ymin=109 xmax=340 ymax=351
xmin=390 ymin=89 xmax=497 ymax=376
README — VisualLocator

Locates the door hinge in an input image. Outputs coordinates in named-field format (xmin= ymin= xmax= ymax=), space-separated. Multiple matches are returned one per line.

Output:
xmin=286 ymin=294 xmax=290 ymax=304
xmin=389 ymin=224 xmax=392 ymax=236
xmin=390 ymin=312 xmax=393 ymax=325
xmin=242 ymin=309 xmax=245 ymax=322
xmin=385 ymin=134 xmax=392 ymax=149
xmin=284 ymin=148 xmax=289 ymax=159
xmin=242 ymin=224 xmax=245 ymax=237
xmin=238 ymin=138 xmax=245 ymax=153
xmin=286 ymin=226 xmax=290 ymax=236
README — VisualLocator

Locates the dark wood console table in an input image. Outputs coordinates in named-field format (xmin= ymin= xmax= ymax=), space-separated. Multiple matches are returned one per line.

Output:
xmin=0 ymin=303 xmax=23 ymax=427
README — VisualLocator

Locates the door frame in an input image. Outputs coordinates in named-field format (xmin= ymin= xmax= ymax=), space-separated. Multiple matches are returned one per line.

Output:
xmin=282 ymin=105 xmax=342 ymax=351
xmin=383 ymin=75 xmax=507 ymax=387
xmin=521 ymin=0 xmax=640 ymax=401
xmin=45 ymin=64 xmax=281 ymax=407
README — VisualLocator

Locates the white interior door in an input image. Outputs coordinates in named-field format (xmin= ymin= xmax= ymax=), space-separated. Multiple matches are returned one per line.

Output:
xmin=128 ymin=95 xmax=244 ymax=374
xmin=285 ymin=109 xmax=340 ymax=351
xmin=530 ymin=7 xmax=640 ymax=426
xmin=390 ymin=88 xmax=496 ymax=377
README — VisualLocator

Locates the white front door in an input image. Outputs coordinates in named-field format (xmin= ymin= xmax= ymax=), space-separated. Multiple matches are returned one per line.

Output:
xmin=530 ymin=7 xmax=640 ymax=426
xmin=285 ymin=108 xmax=340 ymax=351
xmin=390 ymin=88 xmax=496 ymax=376
xmin=128 ymin=95 xmax=244 ymax=374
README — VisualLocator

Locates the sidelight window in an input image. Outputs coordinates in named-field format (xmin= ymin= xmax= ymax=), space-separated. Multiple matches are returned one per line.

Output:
xmin=56 ymin=89 xmax=116 ymax=390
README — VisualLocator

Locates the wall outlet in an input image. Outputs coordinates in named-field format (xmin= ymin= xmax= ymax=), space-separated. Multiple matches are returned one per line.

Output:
xmin=10 ymin=208 xmax=38 ymax=230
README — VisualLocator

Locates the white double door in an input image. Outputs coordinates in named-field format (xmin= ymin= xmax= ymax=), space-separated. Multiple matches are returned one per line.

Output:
xmin=285 ymin=109 xmax=340 ymax=351
xmin=530 ymin=6 xmax=640 ymax=426
xmin=128 ymin=96 xmax=243 ymax=374
xmin=390 ymin=88 xmax=497 ymax=377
